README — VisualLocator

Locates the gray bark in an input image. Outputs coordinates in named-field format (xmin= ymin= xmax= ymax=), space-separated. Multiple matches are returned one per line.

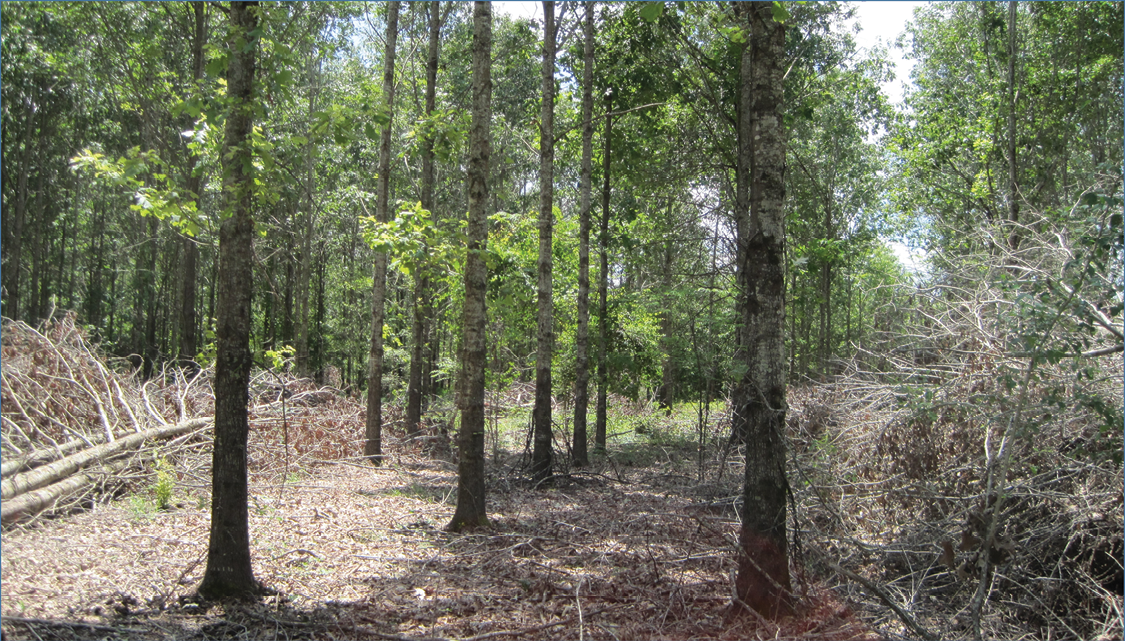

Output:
xmin=448 ymin=0 xmax=492 ymax=532
xmin=198 ymin=0 xmax=260 ymax=600
xmin=364 ymin=1 xmax=400 ymax=464
xmin=406 ymin=0 xmax=443 ymax=437
xmin=572 ymin=0 xmax=595 ymax=468
xmin=595 ymin=89 xmax=612 ymax=452
xmin=531 ymin=1 xmax=556 ymax=484
xmin=732 ymin=1 xmax=791 ymax=617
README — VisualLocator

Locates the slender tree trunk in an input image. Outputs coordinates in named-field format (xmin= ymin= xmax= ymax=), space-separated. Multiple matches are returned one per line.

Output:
xmin=572 ymin=0 xmax=595 ymax=469
xmin=198 ymin=0 xmax=260 ymax=600
xmin=4 ymin=99 xmax=34 ymax=321
xmin=179 ymin=1 xmax=206 ymax=369
xmin=594 ymin=90 xmax=612 ymax=452
xmin=659 ymin=203 xmax=674 ymax=416
xmin=732 ymin=1 xmax=791 ymax=618
xmin=531 ymin=1 xmax=556 ymax=484
xmin=448 ymin=0 xmax=492 ymax=533
xmin=406 ymin=0 xmax=442 ymax=437
xmin=296 ymin=57 xmax=320 ymax=378
xmin=364 ymin=1 xmax=400 ymax=464
xmin=1006 ymin=0 xmax=1020 ymax=252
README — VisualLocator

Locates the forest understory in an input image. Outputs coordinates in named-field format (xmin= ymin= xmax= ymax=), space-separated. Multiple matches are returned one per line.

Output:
xmin=1 ymin=314 xmax=1121 ymax=641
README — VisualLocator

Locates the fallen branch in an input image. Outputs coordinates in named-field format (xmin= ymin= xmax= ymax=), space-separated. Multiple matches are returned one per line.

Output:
xmin=1 ymin=456 xmax=133 ymax=524
xmin=1 ymin=418 xmax=211 ymax=500
xmin=0 ymin=438 xmax=93 ymax=477
xmin=807 ymin=544 xmax=938 ymax=641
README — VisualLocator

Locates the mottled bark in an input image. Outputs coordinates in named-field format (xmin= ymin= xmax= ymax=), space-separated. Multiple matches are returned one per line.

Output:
xmin=594 ymin=90 xmax=612 ymax=452
xmin=448 ymin=0 xmax=492 ymax=533
xmin=197 ymin=0 xmax=260 ymax=600
xmin=406 ymin=0 xmax=443 ymax=437
xmin=531 ymin=1 xmax=556 ymax=484
xmin=732 ymin=1 xmax=791 ymax=618
xmin=571 ymin=0 xmax=595 ymax=469
xmin=364 ymin=1 xmax=400 ymax=464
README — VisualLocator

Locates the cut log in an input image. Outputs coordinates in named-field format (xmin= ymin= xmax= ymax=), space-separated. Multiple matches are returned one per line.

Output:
xmin=1 ymin=418 xmax=210 ymax=500
xmin=1 ymin=457 xmax=133 ymax=525
xmin=1 ymin=438 xmax=92 ymax=477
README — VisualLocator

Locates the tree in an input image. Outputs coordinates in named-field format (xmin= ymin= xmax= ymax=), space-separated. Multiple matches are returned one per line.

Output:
xmin=594 ymin=88 xmax=612 ymax=453
xmin=179 ymin=1 xmax=207 ymax=370
xmin=448 ymin=0 xmax=492 ymax=533
xmin=364 ymin=0 xmax=400 ymax=465
xmin=531 ymin=1 xmax=556 ymax=485
xmin=198 ymin=0 xmax=261 ymax=600
xmin=405 ymin=1 xmax=445 ymax=438
xmin=731 ymin=1 xmax=791 ymax=617
xmin=571 ymin=0 xmax=595 ymax=468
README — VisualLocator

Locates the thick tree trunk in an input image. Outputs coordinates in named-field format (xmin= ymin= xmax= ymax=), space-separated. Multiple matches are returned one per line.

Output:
xmin=448 ymin=0 xmax=492 ymax=533
xmin=406 ymin=0 xmax=442 ymax=438
xmin=572 ymin=0 xmax=595 ymax=469
xmin=594 ymin=90 xmax=612 ymax=452
xmin=198 ymin=0 xmax=260 ymax=600
xmin=531 ymin=1 xmax=556 ymax=484
xmin=732 ymin=1 xmax=791 ymax=618
xmin=364 ymin=1 xmax=400 ymax=464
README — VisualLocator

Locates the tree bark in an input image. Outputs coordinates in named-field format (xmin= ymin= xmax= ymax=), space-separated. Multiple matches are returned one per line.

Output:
xmin=732 ymin=1 xmax=791 ymax=618
xmin=572 ymin=0 xmax=595 ymax=469
xmin=296 ymin=56 xmax=320 ymax=378
xmin=406 ymin=0 xmax=442 ymax=438
xmin=178 ymin=2 xmax=206 ymax=370
xmin=364 ymin=1 xmax=400 ymax=465
xmin=1 ymin=418 xmax=210 ymax=501
xmin=594 ymin=89 xmax=612 ymax=453
xmin=448 ymin=0 xmax=492 ymax=533
xmin=2 ymin=97 xmax=34 ymax=320
xmin=198 ymin=0 xmax=260 ymax=600
xmin=1006 ymin=0 xmax=1020 ymax=252
xmin=531 ymin=1 xmax=556 ymax=485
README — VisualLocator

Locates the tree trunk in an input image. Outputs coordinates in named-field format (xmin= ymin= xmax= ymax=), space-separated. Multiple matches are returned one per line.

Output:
xmin=448 ymin=0 xmax=492 ymax=533
xmin=178 ymin=2 xmax=206 ymax=370
xmin=594 ymin=89 xmax=612 ymax=453
xmin=406 ymin=0 xmax=442 ymax=438
xmin=296 ymin=57 xmax=318 ymax=378
xmin=3 ymin=99 xmax=34 ymax=320
xmin=364 ymin=1 xmax=400 ymax=465
xmin=732 ymin=1 xmax=791 ymax=618
xmin=531 ymin=1 xmax=556 ymax=485
xmin=1006 ymin=0 xmax=1020 ymax=252
xmin=198 ymin=0 xmax=260 ymax=600
xmin=572 ymin=0 xmax=595 ymax=469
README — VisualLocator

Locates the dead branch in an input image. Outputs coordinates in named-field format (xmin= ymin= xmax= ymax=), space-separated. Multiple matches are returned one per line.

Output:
xmin=1 ymin=418 xmax=211 ymax=500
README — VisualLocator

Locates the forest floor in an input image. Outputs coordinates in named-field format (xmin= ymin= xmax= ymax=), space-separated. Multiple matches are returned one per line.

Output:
xmin=0 ymin=423 xmax=876 ymax=641
xmin=2 ymin=316 xmax=1121 ymax=640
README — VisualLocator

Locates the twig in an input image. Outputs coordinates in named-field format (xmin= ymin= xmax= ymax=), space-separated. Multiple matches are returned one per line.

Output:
xmin=806 ymin=544 xmax=938 ymax=641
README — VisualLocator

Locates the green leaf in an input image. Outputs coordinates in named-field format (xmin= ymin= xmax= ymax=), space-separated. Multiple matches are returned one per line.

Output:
xmin=771 ymin=1 xmax=790 ymax=23
xmin=639 ymin=1 xmax=663 ymax=23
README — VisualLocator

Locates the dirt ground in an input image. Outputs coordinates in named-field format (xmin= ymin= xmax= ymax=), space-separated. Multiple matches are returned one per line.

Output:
xmin=0 ymin=444 xmax=878 ymax=641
